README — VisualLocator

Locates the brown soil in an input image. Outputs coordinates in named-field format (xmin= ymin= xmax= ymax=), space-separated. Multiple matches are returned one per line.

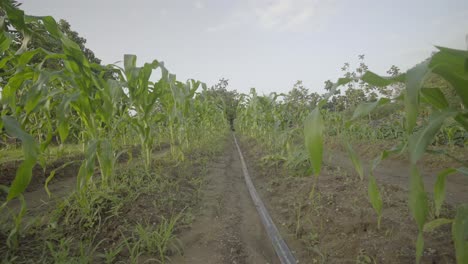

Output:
xmin=240 ymin=137 xmax=458 ymax=264
xmin=170 ymin=138 xmax=278 ymax=264
xmin=0 ymin=145 xmax=145 ymax=197
xmin=325 ymin=150 xmax=468 ymax=206
xmin=0 ymin=157 xmax=81 ymax=194
xmin=0 ymin=145 xmax=198 ymax=262
xmin=2 ymin=136 xmax=462 ymax=263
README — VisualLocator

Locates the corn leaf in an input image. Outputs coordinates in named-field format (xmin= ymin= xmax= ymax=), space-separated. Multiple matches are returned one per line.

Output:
xmin=434 ymin=168 xmax=456 ymax=217
xmin=416 ymin=232 xmax=424 ymax=264
xmin=361 ymin=70 xmax=405 ymax=87
xmin=0 ymin=31 xmax=11 ymax=52
xmin=405 ymin=61 xmax=430 ymax=134
xmin=423 ymin=218 xmax=453 ymax=232
xmin=41 ymin=16 xmax=62 ymax=39
xmin=345 ymin=142 xmax=364 ymax=180
xmin=421 ymin=88 xmax=449 ymax=109
xmin=2 ymin=0 xmax=26 ymax=30
xmin=452 ymin=205 xmax=468 ymax=264
xmin=431 ymin=47 xmax=468 ymax=109
xmin=2 ymin=117 xmax=39 ymax=201
xmin=44 ymin=160 xmax=79 ymax=197
xmin=454 ymin=113 xmax=468 ymax=132
xmin=368 ymin=173 xmax=383 ymax=229
xmin=409 ymin=110 xmax=456 ymax=164
xmin=304 ymin=107 xmax=323 ymax=175
xmin=350 ymin=98 xmax=390 ymax=122
xmin=409 ymin=165 xmax=428 ymax=231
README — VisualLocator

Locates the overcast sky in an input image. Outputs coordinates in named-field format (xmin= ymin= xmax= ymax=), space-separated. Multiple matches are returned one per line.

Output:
xmin=19 ymin=0 xmax=468 ymax=95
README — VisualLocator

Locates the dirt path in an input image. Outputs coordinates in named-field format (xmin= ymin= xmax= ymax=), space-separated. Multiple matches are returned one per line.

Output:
xmin=325 ymin=150 xmax=468 ymax=205
xmin=170 ymin=139 xmax=278 ymax=264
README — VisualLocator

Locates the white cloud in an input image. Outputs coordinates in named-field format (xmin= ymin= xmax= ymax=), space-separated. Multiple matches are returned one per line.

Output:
xmin=252 ymin=0 xmax=335 ymax=31
xmin=159 ymin=8 xmax=169 ymax=17
xmin=254 ymin=0 xmax=292 ymax=28
xmin=282 ymin=7 xmax=314 ymax=30
xmin=206 ymin=21 xmax=241 ymax=32
xmin=194 ymin=1 xmax=204 ymax=9
xmin=205 ymin=11 xmax=248 ymax=32
xmin=205 ymin=0 xmax=337 ymax=33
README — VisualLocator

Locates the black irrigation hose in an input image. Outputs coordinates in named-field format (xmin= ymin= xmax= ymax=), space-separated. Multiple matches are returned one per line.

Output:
xmin=232 ymin=133 xmax=297 ymax=264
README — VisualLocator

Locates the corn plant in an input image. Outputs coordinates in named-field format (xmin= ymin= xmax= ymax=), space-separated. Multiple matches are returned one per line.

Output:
xmin=0 ymin=1 xmax=230 ymax=250
xmin=311 ymin=46 xmax=468 ymax=263
xmin=121 ymin=54 xmax=166 ymax=171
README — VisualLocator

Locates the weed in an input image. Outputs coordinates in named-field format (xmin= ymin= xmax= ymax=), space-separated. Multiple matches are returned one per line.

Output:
xmin=134 ymin=214 xmax=182 ymax=263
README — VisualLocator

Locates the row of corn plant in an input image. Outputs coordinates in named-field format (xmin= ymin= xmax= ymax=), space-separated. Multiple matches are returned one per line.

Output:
xmin=303 ymin=46 xmax=468 ymax=263
xmin=235 ymin=45 xmax=467 ymax=263
xmin=0 ymin=1 xmax=228 ymax=249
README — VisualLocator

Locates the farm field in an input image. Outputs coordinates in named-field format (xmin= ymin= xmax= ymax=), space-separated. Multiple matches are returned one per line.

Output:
xmin=1 ymin=1 xmax=468 ymax=264
xmin=240 ymin=137 xmax=464 ymax=263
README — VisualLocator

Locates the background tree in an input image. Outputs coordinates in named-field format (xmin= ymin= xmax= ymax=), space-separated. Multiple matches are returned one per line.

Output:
xmin=386 ymin=65 xmax=405 ymax=98
xmin=283 ymin=80 xmax=320 ymax=127
xmin=57 ymin=19 xmax=100 ymax=64
xmin=1 ymin=5 xmax=108 ymax=88
xmin=207 ymin=78 xmax=239 ymax=130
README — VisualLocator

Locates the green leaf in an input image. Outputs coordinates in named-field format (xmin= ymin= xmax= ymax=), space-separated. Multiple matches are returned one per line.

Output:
xmin=0 ymin=54 xmax=12 ymax=68
xmin=420 ymin=88 xmax=449 ymax=109
xmin=431 ymin=48 xmax=468 ymax=109
xmin=41 ymin=16 xmax=62 ymax=39
xmin=423 ymin=218 xmax=452 ymax=232
xmin=368 ymin=173 xmax=383 ymax=229
xmin=45 ymin=161 xmax=78 ymax=197
xmin=454 ymin=113 xmax=468 ymax=132
xmin=408 ymin=110 xmax=456 ymax=163
xmin=61 ymin=37 xmax=88 ymax=69
xmin=0 ymin=31 xmax=11 ymax=52
xmin=409 ymin=165 xmax=428 ymax=231
xmin=57 ymin=122 xmax=69 ymax=144
xmin=77 ymin=140 xmax=98 ymax=190
xmin=434 ymin=167 xmax=468 ymax=217
xmin=405 ymin=61 xmax=430 ymax=134
xmin=434 ymin=168 xmax=456 ymax=217
xmin=96 ymin=139 xmax=114 ymax=186
xmin=2 ymin=116 xmax=40 ymax=201
xmin=361 ymin=71 xmax=391 ymax=86
xmin=345 ymin=142 xmax=364 ymax=180
xmin=124 ymin=54 xmax=137 ymax=77
xmin=17 ymin=49 xmax=42 ymax=67
xmin=371 ymin=143 xmax=406 ymax=171
xmin=452 ymin=204 xmax=468 ymax=264
xmin=350 ymin=98 xmax=390 ymax=122
xmin=304 ymin=107 xmax=323 ymax=175
xmin=2 ymin=1 xmax=26 ymax=31
xmin=435 ymin=46 xmax=468 ymax=59
xmin=25 ymin=72 xmax=51 ymax=114
xmin=6 ymin=159 xmax=35 ymax=201
xmin=2 ymin=116 xmax=39 ymax=161
xmin=415 ymin=232 xmax=424 ymax=264
xmin=361 ymin=71 xmax=404 ymax=87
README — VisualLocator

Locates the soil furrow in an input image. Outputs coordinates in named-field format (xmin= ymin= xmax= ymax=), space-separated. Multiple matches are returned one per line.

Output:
xmin=170 ymin=139 xmax=277 ymax=264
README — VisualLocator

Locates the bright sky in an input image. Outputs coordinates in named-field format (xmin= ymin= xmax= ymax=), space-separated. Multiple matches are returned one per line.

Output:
xmin=19 ymin=0 xmax=468 ymax=95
